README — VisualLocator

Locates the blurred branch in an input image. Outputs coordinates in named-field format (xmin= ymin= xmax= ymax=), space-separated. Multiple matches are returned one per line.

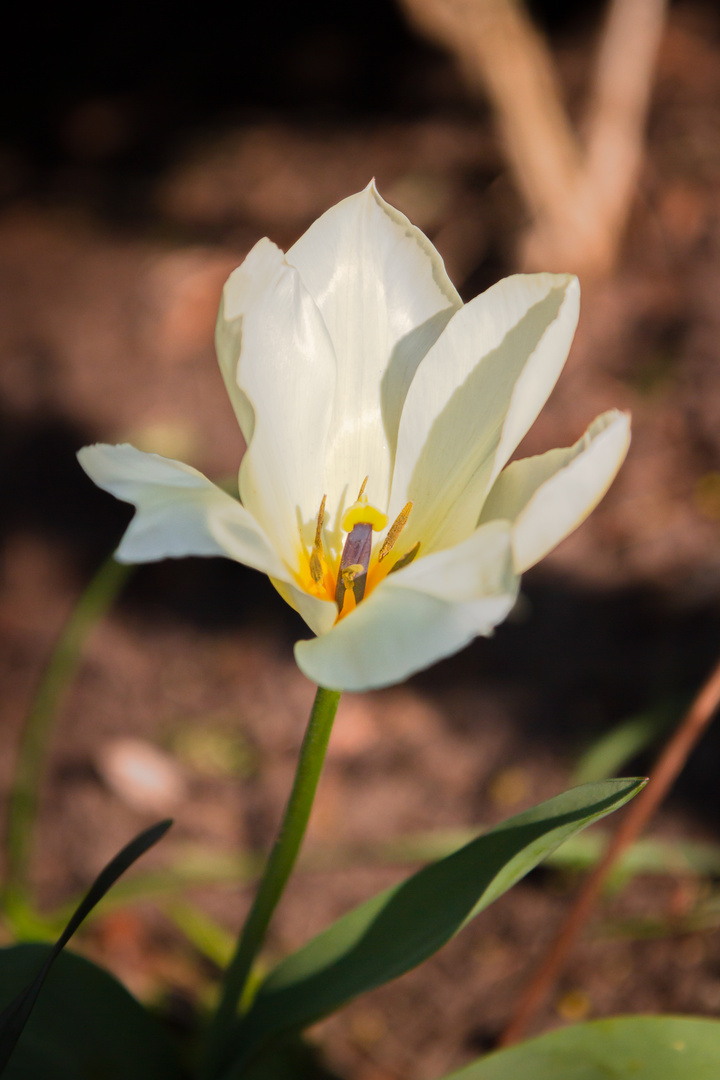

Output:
xmin=399 ymin=0 xmax=667 ymax=276
xmin=583 ymin=0 xmax=667 ymax=246
xmin=499 ymin=651 xmax=720 ymax=1047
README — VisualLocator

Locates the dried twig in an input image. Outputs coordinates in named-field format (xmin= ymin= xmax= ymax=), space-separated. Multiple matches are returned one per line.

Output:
xmin=499 ymin=652 xmax=720 ymax=1047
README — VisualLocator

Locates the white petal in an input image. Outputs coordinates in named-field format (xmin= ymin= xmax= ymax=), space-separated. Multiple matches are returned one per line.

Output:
xmin=270 ymin=578 xmax=338 ymax=638
xmin=78 ymin=443 xmax=287 ymax=578
xmin=286 ymin=183 xmax=461 ymax=515
xmin=215 ymin=291 xmax=255 ymax=447
xmin=479 ymin=410 xmax=631 ymax=572
xmin=294 ymin=521 xmax=518 ymax=691
xmin=390 ymin=274 xmax=579 ymax=553
xmin=217 ymin=239 xmax=337 ymax=563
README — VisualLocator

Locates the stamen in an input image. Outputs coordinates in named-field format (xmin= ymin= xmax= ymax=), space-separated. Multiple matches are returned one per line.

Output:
xmin=309 ymin=495 xmax=326 ymax=585
xmin=378 ymin=501 xmax=413 ymax=562
xmin=388 ymin=541 xmax=421 ymax=574
xmin=340 ymin=563 xmax=364 ymax=588
xmin=356 ymin=476 xmax=368 ymax=500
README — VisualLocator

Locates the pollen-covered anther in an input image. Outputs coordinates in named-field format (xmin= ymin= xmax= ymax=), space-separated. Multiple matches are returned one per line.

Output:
xmin=378 ymin=501 xmax=413 ymax=562
xmin=340 ymin=563 xmax=364 ymax=587
xmin=309 ymin=494 xmax=327 ymax=585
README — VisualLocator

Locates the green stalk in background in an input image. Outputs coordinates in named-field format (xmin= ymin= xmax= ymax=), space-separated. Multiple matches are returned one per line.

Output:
xmin=3 ymin=557 xmax=130 ymax=926
xmin=203 ymin=684 xmax=341 ymax=1079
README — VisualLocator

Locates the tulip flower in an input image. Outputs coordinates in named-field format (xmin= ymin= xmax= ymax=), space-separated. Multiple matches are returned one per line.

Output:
xmin=78 ymin=184 xmax=629 ymax=691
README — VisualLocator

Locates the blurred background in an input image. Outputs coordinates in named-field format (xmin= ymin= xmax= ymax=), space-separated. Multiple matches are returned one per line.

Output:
xmin=4 ymin=0 xmax=720 ymax=1076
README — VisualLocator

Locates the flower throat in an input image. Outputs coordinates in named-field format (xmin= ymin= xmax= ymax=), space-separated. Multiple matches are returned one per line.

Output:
xmin=308 ymin=478 xmax=419 ymax=616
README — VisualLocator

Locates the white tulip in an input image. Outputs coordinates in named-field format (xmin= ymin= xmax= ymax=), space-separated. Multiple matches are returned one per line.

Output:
xmin=79 ymin=184 xmax=630 ymax=691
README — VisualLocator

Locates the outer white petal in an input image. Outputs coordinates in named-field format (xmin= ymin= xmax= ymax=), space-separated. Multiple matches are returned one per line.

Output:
xmin=294 ymin=521 xmax=518 ymax=691
xmin=479 ymin=410 xmax=631 ymax=572
xmin=78 ymin=443 xmax=287 ymax=578
xmin=215 ymin=292 xmax=255 ymax=446
xmin=390 ymin=274 xmax=579 ymax=553
xmin=286 ymin=183 xmax=461 ymax=515
xmin=217 ymin=238 xmax=337 ymax=563
xmin=270 ymin=578 xmax=338 ymax=638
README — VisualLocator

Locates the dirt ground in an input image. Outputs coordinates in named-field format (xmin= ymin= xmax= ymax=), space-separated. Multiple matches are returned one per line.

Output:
xmin=4 ymin=3 xmax=720 ymax=1078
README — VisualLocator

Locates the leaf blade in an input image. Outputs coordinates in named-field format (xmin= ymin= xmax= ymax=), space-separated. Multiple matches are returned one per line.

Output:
xmin=0 ymin=819 xmax=172 ymax=1075
xmin=228 ymin=778 xmax=645 ymax=1072
xmin=441 ymin=1016 xmax=720 ymax=1080
xmin=0 ymin=945 xmax=184 ymax=1080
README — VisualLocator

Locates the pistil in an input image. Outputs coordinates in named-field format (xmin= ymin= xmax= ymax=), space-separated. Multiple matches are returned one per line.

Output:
xmin=327 ymin=481 xmax=421 ymax=613
xmin=334 ymin=478 xmax=389 ymax=611
xmin=335 ymin=522 xmax=373 ymax=607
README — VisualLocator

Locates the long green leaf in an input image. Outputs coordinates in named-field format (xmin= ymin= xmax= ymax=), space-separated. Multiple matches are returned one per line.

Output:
xmin=0 ymin=945 xmax=184 ymax=1080
xmin=573 ymin=708 xmax=671 ymax=785
xmin=0 ymin=819 xmax=171 ymax=1075
xmin=4 ymin=556 xmax=130 ymax=918
xmin=441 ymin=1016 xmax=720 ymax=1079
xmin=240 ymin=1035 xmax=342 ymax=1080
xmin=45 ymin=825 xmax=720 ymax=933
xmin=225 ymin=779 xmax=645 ymax=1075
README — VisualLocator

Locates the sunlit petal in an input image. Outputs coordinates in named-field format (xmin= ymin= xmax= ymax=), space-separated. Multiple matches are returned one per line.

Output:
xmin=78 ymin=443 xmax=287 ymax=578
xmin=287 ymin=183 xmax=461 ymax=515
xmin=390 ymin=274 xmax=579 ymax=552
xmin=271 ymin=578 xmax=338 ymax=638
xmin=479 ymin=410 xmax=631 ymax=571
xmin=218 ymin=238 xmax=337 ymax=562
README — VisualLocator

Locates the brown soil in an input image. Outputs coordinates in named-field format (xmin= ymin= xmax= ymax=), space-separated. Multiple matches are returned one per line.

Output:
xmin=3 ymin=3 xmax=720 ymax=1078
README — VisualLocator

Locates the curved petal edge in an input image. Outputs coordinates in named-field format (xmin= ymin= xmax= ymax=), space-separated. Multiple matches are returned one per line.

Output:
xmin=479 ymin=410 xmax=631 ymax=572
xmin=78 ymin=443 xmax=287 ymax=579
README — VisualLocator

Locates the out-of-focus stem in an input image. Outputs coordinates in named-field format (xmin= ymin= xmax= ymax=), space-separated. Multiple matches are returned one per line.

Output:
xmin=3 ymin=557 xmax=130 ymax=920
xmin=583 ymin=0 xmax=668 ymax=246
xmin=500 ymin=652 xmax=720 ymax=1047
xmin=203 ymin=684 xmax=342 ymax=1079
xmin=399 ymin=0 xmax=668 ymax=276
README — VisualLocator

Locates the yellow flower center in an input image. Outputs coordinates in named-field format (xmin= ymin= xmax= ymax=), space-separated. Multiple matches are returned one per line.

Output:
xmin=296 ymin=479 xmax=419 ymax=622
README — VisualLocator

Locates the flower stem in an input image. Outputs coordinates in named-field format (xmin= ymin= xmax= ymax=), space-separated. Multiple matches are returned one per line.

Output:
xmin=203 ymin=684 xmax=342 ymax=1078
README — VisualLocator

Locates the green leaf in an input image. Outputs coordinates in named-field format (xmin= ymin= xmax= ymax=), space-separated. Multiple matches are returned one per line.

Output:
xmin=572 ymin=706 xmax=673 ymax=785
xmin=226 ymin=778 xmax=645 ymax=1074
xmin=0 ymin=819 xmax=171 ymax=1074
xmin=240 ymin=1035 xmax=342 ymax=1080
xmin=441 ymin=1016 xmax=720 ymax=1079
xmin=0 ymin=945 xmax=185 ymax=1079
xmin=543 ymin=831 xmax=720 ymax=879
xmin=4 ymin=556 xmax=131 ymax=922
xmin=163 ymin=899 xmax=236 ymax=968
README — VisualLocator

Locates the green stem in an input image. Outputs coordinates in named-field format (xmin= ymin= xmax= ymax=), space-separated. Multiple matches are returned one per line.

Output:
xmin=3 ymin=557 xmax=130 ymax=920
xmin=203 ymin=684 xmax=342 ymax=1078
